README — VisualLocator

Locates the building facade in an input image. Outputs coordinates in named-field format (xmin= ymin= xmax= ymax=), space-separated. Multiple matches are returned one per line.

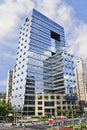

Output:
xmin=75 ymin=58 xmax=87 ymax=103
xmin=43 ymin=51 xmax=76 ymax=95
xmin=11 ymin=9 xmax=76 ymax=116
xmin=0 ymin=92 xmax=6 ymax=102
xmin=6 ymin=70 xmax=13 ymax=103
xmin=35 ymin=93 xmax=77 ymax=116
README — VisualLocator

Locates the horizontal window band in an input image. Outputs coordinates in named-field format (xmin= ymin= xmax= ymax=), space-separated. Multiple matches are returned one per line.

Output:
xmin=32 ymin=15 xmax=64 ymax=33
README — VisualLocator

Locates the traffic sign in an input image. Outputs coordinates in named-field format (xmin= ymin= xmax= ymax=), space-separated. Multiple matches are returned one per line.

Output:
xmin=60 ymin=116 xmax=65 ymax=120
xmin=48 ymin=119 xmax=54 ymax=124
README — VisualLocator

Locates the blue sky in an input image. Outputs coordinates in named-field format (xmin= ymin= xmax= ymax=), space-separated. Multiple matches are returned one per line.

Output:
xmin=0 ymin=0 xmax=87 ymax=92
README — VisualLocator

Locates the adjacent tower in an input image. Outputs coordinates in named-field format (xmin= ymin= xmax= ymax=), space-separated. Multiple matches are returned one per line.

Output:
xmin=6 ymin=70 xmax=13 ymax=103
xmin=75 ymin=58 xmax=87 ymax=104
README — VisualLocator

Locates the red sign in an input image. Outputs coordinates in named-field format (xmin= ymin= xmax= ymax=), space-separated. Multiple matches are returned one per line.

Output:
xmin=60 ymin=116 xmax=65 ymax=120
xmin=48 ymin=119 xmax=54 ymax=124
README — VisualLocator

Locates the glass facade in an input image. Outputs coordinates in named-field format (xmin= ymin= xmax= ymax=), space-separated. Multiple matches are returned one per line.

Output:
xmin=11 ymin=9 xmax=76 ymax=115
xmin=43 ymin=51 xmax=76 ymax=94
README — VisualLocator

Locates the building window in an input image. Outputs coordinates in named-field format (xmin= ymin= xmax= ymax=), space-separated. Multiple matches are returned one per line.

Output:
xmin=51 ymin=96 xmax=54 ymax=99
xmin=56 ymin=96 xmax=60 ymax=99
xmin=38 ymin=101 xmax=42 ymax=105
xmin=62 ymin=101 xmax=66 ymax=104
xmin=67 ymin=101 xmax=70 ymax=104
xmin=57 ymin=101 xmax=60 ymax=104
xmin=38 ymin=96 xmax=42 ymax=99
xmin=38 ymin=112 xmax=42 ymax=115
xmin=63 ymin=107 xmax=66 ymax=109
xmin=38 ymin=107 xmax=42 ymax=110
xmin=44 ymin=96 xmax=48 ymax=99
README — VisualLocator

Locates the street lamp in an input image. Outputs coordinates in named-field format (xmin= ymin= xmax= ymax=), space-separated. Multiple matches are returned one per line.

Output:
xmin=13 ymin=106 xmax=17 ymax=125
xmin=20 ymin=98 xmax=23 ymax=126
xmin=72 ymin=109 xmax=74 ymax=130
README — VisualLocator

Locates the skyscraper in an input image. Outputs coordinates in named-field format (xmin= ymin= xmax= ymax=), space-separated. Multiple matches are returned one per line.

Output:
xmin=11 ymin=9 xmax=76 ymax=115
xmin=6 ymin=70 xmax=13 ymax=103
xmin=75 ymin=58 xmax=87 ymax=103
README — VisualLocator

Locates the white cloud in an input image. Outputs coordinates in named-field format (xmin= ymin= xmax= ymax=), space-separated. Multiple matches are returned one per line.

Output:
xmin=0 ymin=0 xmax=35 ymax=65
xmin=0 ymin=0 xmax=35 ymax=40
xmin=0 ymin=0 xmax=87 ymax=59
xmin=36 ymin=0 xmax=61 ymax=18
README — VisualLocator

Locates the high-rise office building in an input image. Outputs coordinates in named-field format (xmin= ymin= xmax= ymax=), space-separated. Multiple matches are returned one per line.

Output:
xmin=11 ymin=9 xmax=76 ymax=116
xmin=0 ymin=92 xmax=6 ymax=102
xmin=75 ymin=58 xmax=87 ymax=103
xmin=6 ymin=70 xmax=13 ymax=103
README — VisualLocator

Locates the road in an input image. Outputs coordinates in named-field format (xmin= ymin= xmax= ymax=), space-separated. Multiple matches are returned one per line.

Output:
xmin=0 ymin=122 xmax=50 ymax=130
xmin=0 ymin=118 xmax=84 ymax=130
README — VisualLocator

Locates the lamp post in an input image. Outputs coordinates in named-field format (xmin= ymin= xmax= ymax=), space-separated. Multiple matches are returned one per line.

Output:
xmin=72 ymin=109 xmax=74 ymax=130
xmin=13 ymin=106 xmax=16 ymax=125
xmin=14 ymin=109 xmax=15 ymax=124
xmin=20 ymin=98 xmax=23 ymax=126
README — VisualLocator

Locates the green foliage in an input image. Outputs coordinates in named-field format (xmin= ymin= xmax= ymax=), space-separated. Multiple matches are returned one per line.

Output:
xmin=57 ymin=109 xmax=63 ymax=116
xmin=0 ymin=101 xmax=12 ymax=121
xmin=75 ymin=109 xmax=84 ymax=117
xmin=31 ymin=116 xmax=40 ymax=118
xmin=80 ymin=122 xmax=86 ymax=128
xmin=64 ymin=125 xmax=73 ymax=128
xmin=64 ymin=123 xmax=86 ymax=130
xmin=40 ymin=116 xmax=48 ymax=119
xmin=57 ymin=108 xmax=84 ymax=118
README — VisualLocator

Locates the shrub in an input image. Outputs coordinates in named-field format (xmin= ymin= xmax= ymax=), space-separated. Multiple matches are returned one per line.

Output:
xmin=80 ymin=123 xmax=86 ymax=128
xmin=64 ymin=125 xmax=73 ymax=128
xmin=31 ymin=116 xmax=40 ymax=118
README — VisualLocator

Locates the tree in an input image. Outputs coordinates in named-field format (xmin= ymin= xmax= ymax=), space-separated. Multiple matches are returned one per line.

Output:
xmin=75 ymin=109 xmax=84 ymax=117
xmin=57 ymin=109 xmax=63 ymax=116
xmin=0 ymin=100 xmax=12 ymax=121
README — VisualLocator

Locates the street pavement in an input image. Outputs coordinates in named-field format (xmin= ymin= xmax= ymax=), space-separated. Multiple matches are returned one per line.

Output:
xmin=0 ymin=122 xmax=50 ymax=130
